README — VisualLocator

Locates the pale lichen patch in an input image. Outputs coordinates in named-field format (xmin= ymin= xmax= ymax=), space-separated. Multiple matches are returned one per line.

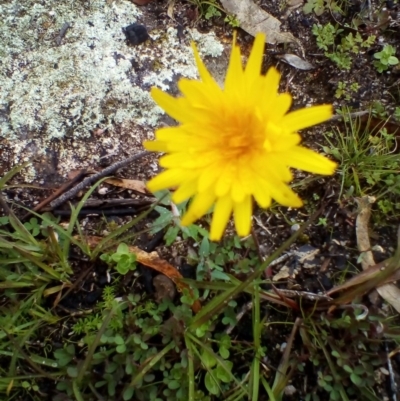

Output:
xmin=0 ymin=0 xmax=224 ymax=180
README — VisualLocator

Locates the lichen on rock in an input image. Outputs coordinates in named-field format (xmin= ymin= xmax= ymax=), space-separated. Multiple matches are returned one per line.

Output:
xmin=0 ymin=0 xmax=224 ymax=176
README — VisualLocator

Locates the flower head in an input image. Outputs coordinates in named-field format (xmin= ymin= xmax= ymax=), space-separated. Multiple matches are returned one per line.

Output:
xmin=144 ymin=33 xmax=336 ymax=241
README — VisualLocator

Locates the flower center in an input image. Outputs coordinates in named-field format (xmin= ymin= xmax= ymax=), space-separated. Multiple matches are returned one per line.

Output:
xmin=220 ymin=111 xmax=265 ymax=161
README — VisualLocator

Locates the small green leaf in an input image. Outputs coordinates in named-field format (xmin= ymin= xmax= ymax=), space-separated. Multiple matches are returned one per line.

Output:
xmin=219 ymin=346 xmax=229 ymax=359
xmin=204 ymin=371 xmax=219 ymax=395
xmin=116 ymin=344 xmax=127 ymax=353
xmin=168 ymin=380 xmax=180 ymax=390
xmin=144 ymin=373 xmax=155 ymax=382
xmin=123 ymin=386 xmax=134 ymax=400
xmin=117 ymin=243 xmax=129 ymax=254
xmin=54 ymin=347 xmax=74 ymax=367
xmin=353 ymin=365 xmax=365 ymax=375
xmin=153 ymin=190 xmax=171 ymax=205
xmin=350 ymin=373 xmax=364 ymax=386
xmin=114 ymin=335 xmax=124 ymax=345
xmin=202 ymin=349 xmax=217 ymax=369
xmin=199 ymin=236 xmax=210 ymax=257
xmin=165 ymin=225 xmax=180 ymax=245
xmin=67 ymin=366 xmax=78 ymax=378
xmin=331 ymin=350 xmax=340 ymax=358
xmin=343 ymin=364 xmax=353 ymax=373
xmin=215 ymin=361 xmax=233 ymax=383
xmin=210 ymin=269 xmax=230 ymax=281
xmin=303 ymin=0 xmax=315 ymax=14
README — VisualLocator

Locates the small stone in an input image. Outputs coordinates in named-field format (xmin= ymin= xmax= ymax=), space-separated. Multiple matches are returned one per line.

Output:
xmin=379 ymin=367 xmax=389 ymax=375
xmin=291 ymin=223 xmax=300 ymax=232
xmin=123 ymin=23 xmax=149 ymax=46
xmin=284 ymin=385 xmax=297 ymax=396
xmin=98 ymin=187 xmax=109 ymax=195
xmin=273 ymin=266 xmax=291 ymax=281
xmin=371 ymin=245 xmax=384 ymax=253
xmin=153 ymin=275 xmax=176 ymax=302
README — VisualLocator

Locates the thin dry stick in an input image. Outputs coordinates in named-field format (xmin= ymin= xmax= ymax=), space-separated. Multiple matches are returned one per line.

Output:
xmin=21 ymin=170 xmax=89 ymax=220
xmin=49 ymin=151 xmax=150 ymax=209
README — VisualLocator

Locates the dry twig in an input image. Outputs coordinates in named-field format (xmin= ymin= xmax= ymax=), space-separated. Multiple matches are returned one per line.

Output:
xmin=49 ymin=151 xmax=150 ymax=209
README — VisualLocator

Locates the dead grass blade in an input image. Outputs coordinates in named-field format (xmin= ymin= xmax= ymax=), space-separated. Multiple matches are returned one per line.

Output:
xmin=271 ymin=317 xmax=301 ymax=398
xmin=104 ymin=177 xmax=149 ymax=195
xmin=353 ymin=196 xmax=400 ymax=311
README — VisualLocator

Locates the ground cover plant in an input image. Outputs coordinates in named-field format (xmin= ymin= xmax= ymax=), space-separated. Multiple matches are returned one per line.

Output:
xmin=1 ymin=0 xmax=400 ymax=400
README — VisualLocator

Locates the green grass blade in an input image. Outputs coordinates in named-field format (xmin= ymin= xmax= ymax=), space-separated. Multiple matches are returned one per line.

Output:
xmin=0 ymin=163 xmax=29 ymax=189
xmin=64 ymin=177 xmax=109 ymax=260
xmin=250 ymin=282 xmax=261 ymax=401
xmin=128 ymin=341 xmax=175 ymax=388
xmin=184 ymin=335 xmax=195 ymax=401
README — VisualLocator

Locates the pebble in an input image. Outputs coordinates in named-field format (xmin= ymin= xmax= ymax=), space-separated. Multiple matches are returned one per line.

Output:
xmin=284 ymin=385 xmax=297 ymax=396
xmin=291 ymin=223 xmax=300 ymax=232
xmin=123 ymin=23 xmax=149 ymax=46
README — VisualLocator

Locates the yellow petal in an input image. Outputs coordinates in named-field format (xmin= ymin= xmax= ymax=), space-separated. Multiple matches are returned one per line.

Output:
xmin=264 ymin=67 xmax=280 ymax=93
xmin=263 ymin=155 xmax=293 ymax=182
xmin=178 ymin=79 xmax=222 ymax=110
xmin=151 ymin=88 xmax=193 ymax=123
xmin=147 ymin=169 xmax=188 ymax=192
xmin=210 ymin=194 xmax=233 ymax=241
xmin=244 ymin=33 xmax=265 ymax=80
xmin=159 ymin=153 xmax=187 ymax=168
xmin=198 ymin=162 xmax=222 ymax=192
xmin=270 ymin=93 xmax=292 ymax=119
xmin=284 ymin=147 xmax=337 ymax=175
xmin=233 ymin=196 xmax=252 ymax=236
xmin=269 ymin=133 xmax=301 ymax=151
xmin=237 ymin=163 xmax=255 ymax=195
xmin=172 ymin=179 xmax=198 ymax=203
xmin=260 ymin=68 xmax=281 ymax=112
xmin=156 ymin=129 xmax=210 ymax=152
xmin=253 ymin=179 xmax=272 ymax=208
xmin=191 ymin=42 xmax=220 ymax=90
xmin=181 ymin=190 xmax=216 ymax=226
xmin=160 ymin=152 xmax=215 ymax=169
xmin=261 ymin=176 xmax=303 ymax=207
xmin=247 ymin=79 xmax=267 ymax=110
xmin=251 ymin=156 xmax=292 ymax=183
xmin=225 ymin=41 xmax=244 ymax=95
xmin=155 ymin=127 xmax=186 ymax=141
xmin=282 ymin=105 xmax=333 ymax=132
xmin=215 ymin=165 xmax=235 ymax=197
xmin=231 ymin=178 xmax=245 ymax=203
xmin=143 ymin=140 xmax=168 ymax=152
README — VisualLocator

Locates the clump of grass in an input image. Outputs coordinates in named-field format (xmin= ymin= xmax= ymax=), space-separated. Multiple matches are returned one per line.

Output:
xmin=322 ymin=110 xmax=400 ymax=208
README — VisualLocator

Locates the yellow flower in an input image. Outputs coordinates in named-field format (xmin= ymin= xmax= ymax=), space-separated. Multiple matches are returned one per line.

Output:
xmin=144 ymin=33 xmax=337 ymax=241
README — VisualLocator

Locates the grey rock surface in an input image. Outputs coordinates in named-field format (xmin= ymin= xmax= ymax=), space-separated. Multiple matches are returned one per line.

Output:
xmin=0 ymin=0 xmax=224 ymax=181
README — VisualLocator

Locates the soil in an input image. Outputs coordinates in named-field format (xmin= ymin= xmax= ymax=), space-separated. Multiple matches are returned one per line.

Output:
xmin=1 ymin=0 xmax=400 ymax=400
